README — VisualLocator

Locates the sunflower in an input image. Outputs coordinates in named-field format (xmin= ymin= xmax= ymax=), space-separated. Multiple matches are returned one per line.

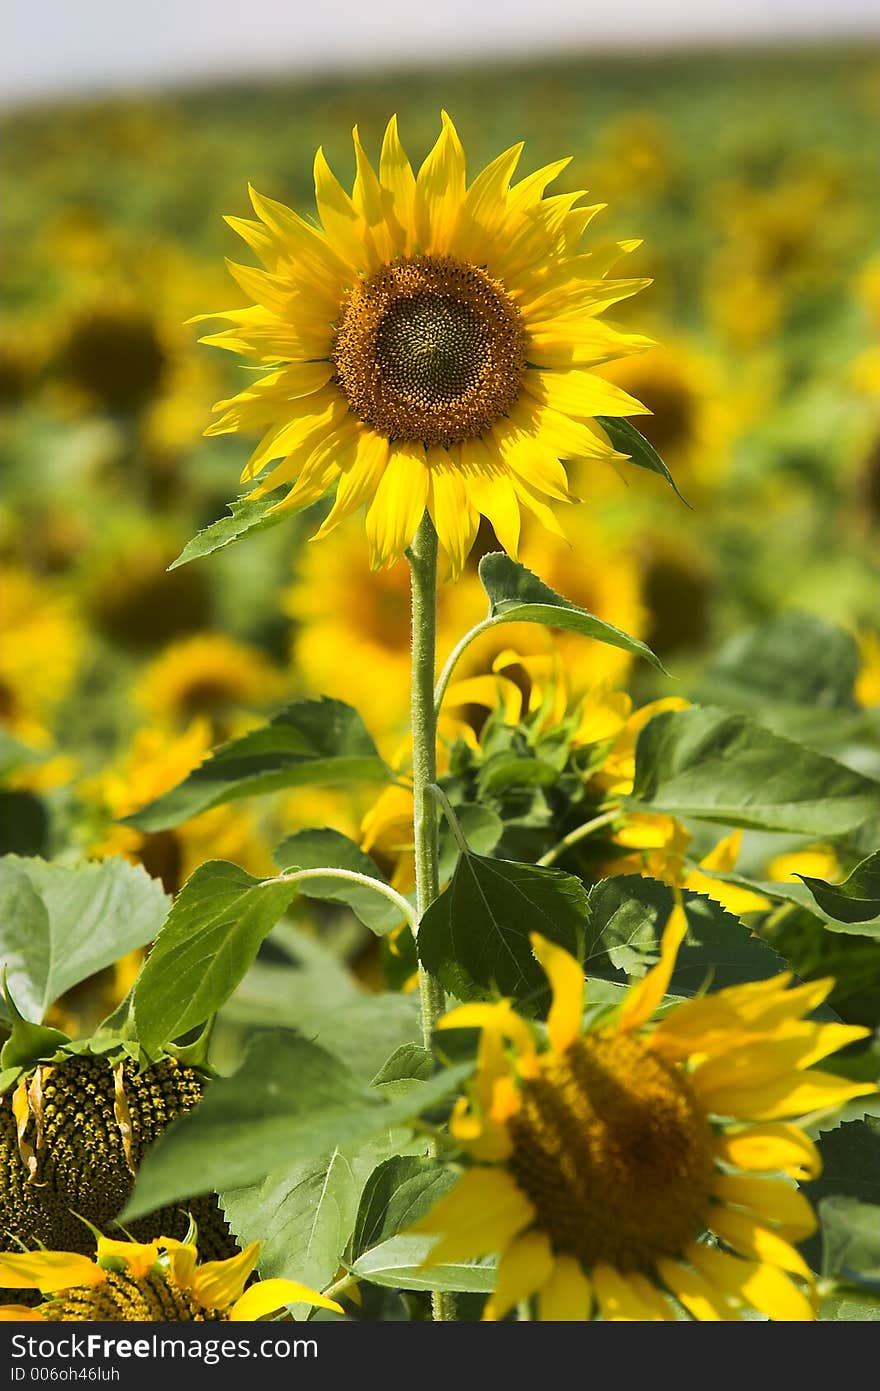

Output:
xmin=197 ymin=113 xmax=653 ymax=575
xmin=0 ymin=1235 xmax=341 ymax=1323
xmin=413 ymin=913 xmax=875 ymax=1320
xmin=1 ymin=1054 xmax=235 ymax=1263
xmin=134 ymin=631 xmax=285 ymax=734
xmin=0 ymin=567 xmax=82 ymax=748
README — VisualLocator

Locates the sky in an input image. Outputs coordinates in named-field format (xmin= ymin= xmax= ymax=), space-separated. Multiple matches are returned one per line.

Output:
xmin=4 ymin=0 xmax=880 ymax=105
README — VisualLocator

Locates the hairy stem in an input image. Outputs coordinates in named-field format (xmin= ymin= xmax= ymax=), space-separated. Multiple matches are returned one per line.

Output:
xmin=406 ymin=512 xmax=455 ymax=1323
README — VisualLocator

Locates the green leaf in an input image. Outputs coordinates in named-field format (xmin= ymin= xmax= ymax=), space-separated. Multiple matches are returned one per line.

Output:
xmin=629 ymin=706 xmax=880 ymax=835
xmin=586 ymin=875 xmax=788 ymax=995
xmin=478 ymin=553 xmax=666 ymax=674
xmin=273 ymin=828 xmax=401 ymax=937
xmin=686 ymin=869 xmax=880 ymax=939
xmin=351 ymin=1157 xmax=456 ymax=1260
xmin=121 ymin=1032 xmax=472 ymax=1221
xmin=126 ymin=699 xmax=391 ymax=832
xmin=218 ymin=922 xmax=360 ymax=1032
xmin=0 ymin=975 xmax=70 ymax=1072
xmin=0 ymin=856 xmax=169 ymax=1025
xmin=371 ymin=1045 xmax=434 ymax=1086
xmin=222 ymin=1149 xmax=369 ymax=1317
xmin=169 ymin=490 xmax=288 ymax=569
xmin=803 ymin=1120 xmax=880 ymax=1273
xmin=819 ymin=1197 xmax=880 ymax=1290
xmin=595 ymin=415 xmax=688 ymax=504
xmin=418 ymin=852 xmax=587 ymax=1004
xmin=798 ymin=853 xmax=880 ymax=926
xmin=299 ymin=994 xmax=422 ymax=1082
xmin=350 ymin=1234 xmax=495 ymax=1293
xmin=701 ymin=613 xmax=859 ymax=718
xmin=133 ymin=861 xmax=300 ymax=1054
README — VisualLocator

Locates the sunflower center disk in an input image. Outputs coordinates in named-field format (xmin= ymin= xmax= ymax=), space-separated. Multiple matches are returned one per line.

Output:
xmin=507 ymin=1032 xmax=715 ymax=1271
xmin=40 ymin=1272 xmax=224 ymax=1323
xmin=332 ymin=255 xmax=526 ymax=449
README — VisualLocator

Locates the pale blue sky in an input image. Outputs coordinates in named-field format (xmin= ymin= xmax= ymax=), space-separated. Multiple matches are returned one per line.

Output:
xmin=4 ymin=0 xmax=879 ymax=106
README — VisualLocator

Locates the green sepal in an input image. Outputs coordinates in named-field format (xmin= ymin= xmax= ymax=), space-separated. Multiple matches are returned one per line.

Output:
xmin=0 ymin=970 xmax=71 ymax=1073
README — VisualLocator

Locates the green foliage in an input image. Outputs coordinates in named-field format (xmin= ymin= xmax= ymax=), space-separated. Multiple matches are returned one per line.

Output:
xmin=418 ymin=852 xmax=587 ymax=1004
xmin=222 ymin=1149 xmax=376 ymax=1317
xmin=169 ymin=490 xmax=289 ymax=568
xmin=350 ymin=1160 xmax=495 ymax=1293
xmin=0 ymin=855 xmax=169 ymax=1027
xmin=125 ymin=699 xmax=391 ymax=832
xmin=273 ymin=828 xmax=402 ymax=936
xmin=133 ymin=860 xmax=300 ymax=1053
xmin=700 ymin=613 xmax=860 ymax=723
xmin=122 ymin=1031 xmax=471 ymax=1221
xmin=586 ymin=875 xmax=787 ymax=993
xmin=799 ymin=852 xmax=880 ymax=927
xmin=595 ymin=417 xmax=688 ymax=503
xmin=819 ymin=1197 xmax=880 ymax=1294
xmin=630 ymin=706 xmax=879 ymax=834
xmin=478 ymin=552 xmax=666 ymax=673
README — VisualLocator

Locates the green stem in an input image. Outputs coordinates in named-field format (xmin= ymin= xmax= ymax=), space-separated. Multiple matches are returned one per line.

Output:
xmin=537 ymin=808 xmax=619 ymax=867
xmin=406 ymin=512 xmax=455 ymax=1324
xmin=265 ymin=867 xmax=418 ymax=937
xmin=433 ymin=614 xmax=507 ymax=715
xmin=406 ymin=514 xmax=446 ymax=1045
xmin=427 ymin=782 xmax=469 ymax=856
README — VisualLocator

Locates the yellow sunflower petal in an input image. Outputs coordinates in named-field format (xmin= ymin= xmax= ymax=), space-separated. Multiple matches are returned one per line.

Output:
xmin=714 ymin=1123 xmax=820 ymax=1181
xmin=96 ymin=1238 xmax=161 ymax=1279
xmin=593 ymin=1264 xmax=673 ymax=1321
xmin=416 ymin=111 xmax=466 ymax=254
xmin=712 ymin=1175 xmax=817 ymax=1241
xmin=190 ymin=1242 xmax=261 ymax=1310
xmin=538 ymin=1255 xmax=593 ymax=1321
xmin=460 ymin=439 xmax=521 ymax=556
xmin=166 ymin=1243 xmax=199 ymax=1291
xmin=692 ymin=1025 xmax=871 ymax=1099
xmin=312 ymin=430 xmax=390 ymax=539
xmin=483 ymin=1230 xmax=554 ymax=1321
xmin=364 ymin=441 xmax=428 ymax=569
xmin=229 ymin=1278 xmax=343 ymax=1321
xmin=379 ymin=114 xmax=416 ymax=252
xmin=687 ymin=1243 xmax=814 ymax=1321
xmin=701 ymin=1070 xmax=877 ymax=1123
xmin=523 ymin=368 xmax=650 ymax=420
xmin=314 ymin=147 xmax=374 ymax=272
xmin=530 ymin=933 xmax=584 ymax=1054
xmin=656 ymin=1258 xmax=742 ymax=1321
xmin=616 ymin=898 xmax=688 ymax=1033
xmin=709 ymin=1205 xmax=813 ymax=1278
xmin=412 ymin=1168 xmax=534 ymax=1265
xmin=0 ymin=1251 xmax=106 ymax=1293
xmin=427 ymin=446 xmax=479 ymax=580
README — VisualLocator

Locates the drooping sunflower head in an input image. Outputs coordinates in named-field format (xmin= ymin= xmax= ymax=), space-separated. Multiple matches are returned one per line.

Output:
xmin=0 ymin=1235 xmax=342 ymax=1323
xmin=413 ymin=914 xmax=875 ymax=1321
xmin=198 ymin=113 xmax=654 ymax=576
xmin=1 ymin=1052 xmax=236 ymax=1265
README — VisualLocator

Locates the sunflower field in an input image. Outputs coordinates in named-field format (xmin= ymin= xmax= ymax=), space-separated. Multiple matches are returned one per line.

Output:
xmin=1 ymin=45 xmax=880 ymax=1328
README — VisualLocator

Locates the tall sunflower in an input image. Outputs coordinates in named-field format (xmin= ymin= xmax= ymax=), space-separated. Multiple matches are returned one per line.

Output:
xmin=413 ymin=911 xmax=874 ymax=1320
xmin=197 ymin=114 xmax=652 ymax=574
